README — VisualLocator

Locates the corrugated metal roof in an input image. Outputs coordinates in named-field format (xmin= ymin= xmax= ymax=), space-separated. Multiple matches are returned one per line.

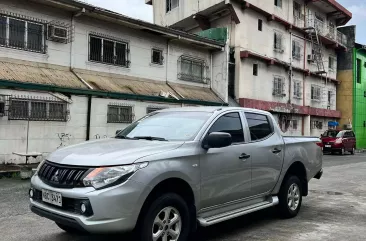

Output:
xmin=168 ymin=83 xmax=223 ymax=103
xmin=0 ymin=60 xmax=87 ymax=89
xmin=75 ymin=69 xmax=223 ymax=103
xmin=75 ymin=70 xmax=175 ymax=96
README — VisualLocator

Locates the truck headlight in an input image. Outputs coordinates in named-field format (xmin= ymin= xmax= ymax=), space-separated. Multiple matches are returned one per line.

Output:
xmin=83 ymin=163 xmax=148 ymax=189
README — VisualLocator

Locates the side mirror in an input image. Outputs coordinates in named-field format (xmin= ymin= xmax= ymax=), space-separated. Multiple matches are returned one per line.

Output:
xmin=115 ymin=130 xmax=121 ymax=135
xmin=203 ymin=132 xmax=232 ymax=149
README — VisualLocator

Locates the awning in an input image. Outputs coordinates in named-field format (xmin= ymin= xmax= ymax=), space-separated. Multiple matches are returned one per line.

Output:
xmin=0 ymin=59 xmax=87 ymax=89
xmin=75 ymin=69 xmax=224 ymax=104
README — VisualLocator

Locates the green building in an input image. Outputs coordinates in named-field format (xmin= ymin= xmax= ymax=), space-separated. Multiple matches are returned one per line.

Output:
xmin=337 ymin=25 xmax=366 ymax=149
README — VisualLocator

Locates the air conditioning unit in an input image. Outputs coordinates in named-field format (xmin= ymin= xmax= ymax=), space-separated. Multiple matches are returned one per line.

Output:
xmin=48 ymin=25 xmax=68 ymax=42
xmin=307 ymin=54 xmax=315 ymax=62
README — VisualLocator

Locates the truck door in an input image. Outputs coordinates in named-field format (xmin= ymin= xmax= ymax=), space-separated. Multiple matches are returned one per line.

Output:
xmin=200 ymin=112 xmax=252 ymax=208
xmin=243 ymin=112 xmax=285 ymax=196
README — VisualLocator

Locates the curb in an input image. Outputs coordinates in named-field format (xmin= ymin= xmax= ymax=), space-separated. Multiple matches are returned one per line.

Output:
xmin=0 ymin=170 xmax=20 ymax=179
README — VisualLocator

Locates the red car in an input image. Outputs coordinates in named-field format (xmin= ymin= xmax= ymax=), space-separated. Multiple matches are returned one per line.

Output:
xmin=321 ymin=130 xmax=356 ymax=155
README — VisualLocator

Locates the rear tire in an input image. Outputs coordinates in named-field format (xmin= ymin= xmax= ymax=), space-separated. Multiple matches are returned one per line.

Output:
xmin=138 ymin=193 xmax=191 ymax=241
xmin=55 ymin=222 xmax=86 ymax=235
xmin=350 ymin=147 xmax=355 ymax=155
xmin=278 ymin=175 xmax=302 ymax=219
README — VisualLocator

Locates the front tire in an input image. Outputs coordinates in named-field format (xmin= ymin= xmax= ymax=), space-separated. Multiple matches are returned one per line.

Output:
xmin=138 ymin=193 xmax=191 ymax=241
xmin=278 ymin=176 xmax=302 ymax=219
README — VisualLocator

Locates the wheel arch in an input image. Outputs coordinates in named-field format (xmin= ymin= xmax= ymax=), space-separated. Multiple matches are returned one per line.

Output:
xmin=283 ymin=161 xmax=308 ymax=196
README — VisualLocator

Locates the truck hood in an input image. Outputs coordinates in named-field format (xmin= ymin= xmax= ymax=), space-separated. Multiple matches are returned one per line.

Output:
xmin=47 ymin=138 xmax=184 ymax=166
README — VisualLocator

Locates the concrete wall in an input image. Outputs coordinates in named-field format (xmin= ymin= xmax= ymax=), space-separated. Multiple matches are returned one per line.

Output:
xmin=0 ymin=89 xmax=88 ymax=164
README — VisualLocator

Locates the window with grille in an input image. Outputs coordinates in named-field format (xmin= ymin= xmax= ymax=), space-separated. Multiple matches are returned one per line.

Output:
xmin=328 ymin=56 xmax=336 ymax=71
xmin=0 ymin=15 xmax=45 ymax=53
xmin=107 ymin=105 xmax=133 ymax=123
xmin=151 ymin=49 xmax=163 ymax=65
xmin=312 ymin=121 xmax=323 ymax=130
xmin=293 ymin=2 xmax=302 ymax=18
xmin=274 ymin=31 xmax=283 ymax=52
xmin=273 ymin=76 xmax=285 ymax=96
xmin=292 ymin=41 xmax=301 ymax=60
xmin=89 ymin=35 xmax=129 ymax=67
xmin=178 ymin=56 xmax=208 ymax=83
xmin=166 ymin=0 xmax=179 ymax=12
xmin=311 ymin=85 xmax=321 ymax=101
xmin=293 ymin=81 xmax=302 ymax=99
xmin=274 ymin=0 xmax=282 ymax=8
xmin=8 ymin=98 xmax=67 ymax=121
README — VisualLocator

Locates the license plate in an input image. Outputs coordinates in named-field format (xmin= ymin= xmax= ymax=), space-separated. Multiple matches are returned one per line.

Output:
xmin=325 ymin=145 xmax=331 ymax=148
xmin=42 ymin=189 xmax=62 ymax=207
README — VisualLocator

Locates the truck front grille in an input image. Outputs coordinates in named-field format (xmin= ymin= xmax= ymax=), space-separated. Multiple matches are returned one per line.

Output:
xmin=38 ymin=161 xmax=90 ymax=188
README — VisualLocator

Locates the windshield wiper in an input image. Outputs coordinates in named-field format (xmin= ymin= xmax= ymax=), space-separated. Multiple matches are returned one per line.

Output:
xmin=133 ymin=136 xmax=167 ymax=141
xmin=115 ymin=136 xmax=137 ymax=140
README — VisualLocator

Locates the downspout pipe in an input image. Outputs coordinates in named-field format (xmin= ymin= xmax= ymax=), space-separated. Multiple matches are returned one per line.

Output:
xmin=86 ymin=95 xmax=92 ymax=141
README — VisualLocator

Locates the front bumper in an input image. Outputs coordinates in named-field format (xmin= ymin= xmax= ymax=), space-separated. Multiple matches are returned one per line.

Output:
xmin=29 ymin=175 xmax=149 ymax=234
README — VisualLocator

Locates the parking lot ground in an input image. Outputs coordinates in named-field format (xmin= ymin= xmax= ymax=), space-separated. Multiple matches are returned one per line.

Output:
xmin=1 ymin=153 xmax=366 ymax=241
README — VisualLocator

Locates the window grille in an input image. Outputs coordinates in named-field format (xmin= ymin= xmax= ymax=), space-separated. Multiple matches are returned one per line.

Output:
xmin=178 ymin=56 xmax=209 ymax=83
xmin=89 ymin=35 xmax=130 ymax=67
xmin=273 ymin=76 xmax=285 ymax=97
xmin=293 ymin=81 xmax=302 ymax=99
xmin=311 ymin=85 xmax=321 ymax=101
xmin=274 ymin=31 xmax=283 ymax=52
xmin=107 ymin=105 xmax=134 ymax=123
xmin=0 ymin=15 xmax=46 ymax=53
xmin=8 ymin=97 xmax=68 ymax=121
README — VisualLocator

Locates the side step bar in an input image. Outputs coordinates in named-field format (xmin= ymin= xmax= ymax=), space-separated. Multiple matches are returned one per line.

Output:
xmin=197 ymin=196 xmax=279 ymax=227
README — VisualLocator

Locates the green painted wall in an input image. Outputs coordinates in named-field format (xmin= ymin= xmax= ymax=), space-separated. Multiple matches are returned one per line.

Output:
xmin=354 ymin=49 xmax=366 ymax=149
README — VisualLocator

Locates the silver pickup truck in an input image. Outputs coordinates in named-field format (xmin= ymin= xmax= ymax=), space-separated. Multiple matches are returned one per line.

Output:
xmin=29 ymin=107 xmax=323 ymax=241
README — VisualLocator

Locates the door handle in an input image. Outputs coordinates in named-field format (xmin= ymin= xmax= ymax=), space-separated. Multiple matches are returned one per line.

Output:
xmin=272 ymin=148 xmax=282 ymax=154
xmin=239 ymin=153 xmax=251 ymax=160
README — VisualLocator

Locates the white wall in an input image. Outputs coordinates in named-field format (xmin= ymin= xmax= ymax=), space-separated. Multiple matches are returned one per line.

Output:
xmin=89 ymin=98 xmax=181 ymax=139
xmin=0 ymin=89 xmax=88 ymax=164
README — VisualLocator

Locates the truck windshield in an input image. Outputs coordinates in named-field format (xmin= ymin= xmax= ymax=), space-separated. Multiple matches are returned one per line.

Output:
xmin=115 ymin=111 xmax=212 ymax=141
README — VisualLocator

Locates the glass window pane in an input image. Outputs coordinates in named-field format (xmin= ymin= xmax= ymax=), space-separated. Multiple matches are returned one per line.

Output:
xmin=208 ymin=112 xmax=244 ymax=143
xmin=108 ymin=106 xmax=119 ymax=123
xmin=27 ymin=23 xmax=43 ymax=52
xmin=90 ymin=37 xmax=102 ymax=62
xmin=103 ymin=40 xmax=114 ymax=64
xmin=9 ymin=19 xmax=25 ymax=48
xmin=245 ymin=113 xmax=273 ymax=141
xmin=0 ymin=16 xmax=6 ymax=45
xmin=30 ymin=102 xmax=47 ymax=120
xmin=116 ymin=43 xmax=127 ymax=66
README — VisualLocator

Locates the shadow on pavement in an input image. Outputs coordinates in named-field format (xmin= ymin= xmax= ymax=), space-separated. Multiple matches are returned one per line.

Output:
xmin=51 ymin=208 xmax=279 ymax=241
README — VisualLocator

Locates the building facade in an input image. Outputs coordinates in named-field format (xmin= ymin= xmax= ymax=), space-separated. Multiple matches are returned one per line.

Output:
xmin=147 ymin=0 xmax=352 ymax=136
xmin=337 ymin=25 xmax=366 ymax=149
xmin=0 ymin=0 xmax=228 ymax=164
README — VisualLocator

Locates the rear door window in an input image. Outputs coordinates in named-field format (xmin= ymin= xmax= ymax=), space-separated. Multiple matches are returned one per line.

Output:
xmin=208 ymin=112 xmax=244 ymax=143
xmin=245 ymin=113 xmax=273 ymax=141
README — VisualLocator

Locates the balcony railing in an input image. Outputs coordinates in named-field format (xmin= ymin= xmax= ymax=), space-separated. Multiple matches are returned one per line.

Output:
xmin=337 ymin=31 xmax=347 ymax=46
xmin=293 ymin=16 xmax=304 ymax=28
xmin=305 ymin=16 xmax=347 ymax=47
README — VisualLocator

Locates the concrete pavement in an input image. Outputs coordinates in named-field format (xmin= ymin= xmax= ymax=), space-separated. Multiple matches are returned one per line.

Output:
xmin=0 ymin=154 xmax=366 ymax=241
